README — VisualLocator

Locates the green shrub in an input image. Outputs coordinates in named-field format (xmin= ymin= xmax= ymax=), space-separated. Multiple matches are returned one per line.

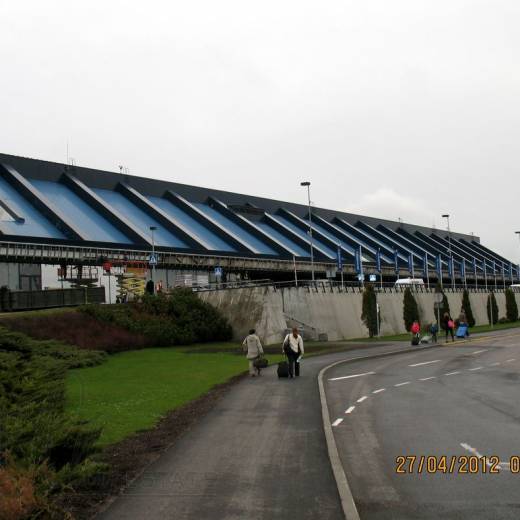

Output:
xmin=403 ymin=287 xmax=420 ymax=332
xmin=461 ymin=289 xmax=476 ymax=327
xmin=361 ymin=284 xmax=378 ymax=337
xmin=81 ymin=288 xmax=233 ymax=348
xmin=487 ymin=292 xmax=499 ymax=325
xmin=0 ymin=327 xmax=105 ymax=515
xmin=505 ymin=288 xmax=519 ymax=322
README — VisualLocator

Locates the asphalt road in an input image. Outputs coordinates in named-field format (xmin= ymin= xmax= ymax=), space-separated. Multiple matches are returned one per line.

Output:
xmin=96 ymin=340 xmax=428 ymax=520
xmin=324 ymin=330 xmax=520 ymax=519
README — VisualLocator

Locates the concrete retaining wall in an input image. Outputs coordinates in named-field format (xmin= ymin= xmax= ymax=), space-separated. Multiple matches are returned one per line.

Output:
xmin=199 ymin=287 xmax=520 ymax=345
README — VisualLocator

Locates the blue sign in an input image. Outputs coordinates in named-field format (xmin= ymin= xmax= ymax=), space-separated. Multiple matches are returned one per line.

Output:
xmin=376 ymin=248 xmax=382 ymax=273
xmin=408 ymin=253 xmax=413 ymax=275
xmin=337 ymin=247 xmax=343 ymax=271
xmin=355 ymin=246 xmax=363 ymax=275
xmin=394 ymin=249 xmax=399 ymax=275
xmin=473 ymin=257 xmax=477 ymax=276
xmin=461 ymin=258 xmax=466 ymax=279
xmin=436 ymin=254 xmax=442 ymax=277
xmin=148 ymin=254 xmax=157 ymax=266
xmin=448 ymin=257 xmax=453 ymax=277
xmin=423 ymin=252 xmax=428 ymax=277
xmin=214 ymin=266 xmax=223 ymax=277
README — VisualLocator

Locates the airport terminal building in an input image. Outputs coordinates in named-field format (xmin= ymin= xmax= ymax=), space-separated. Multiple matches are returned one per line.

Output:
xmin=0 ymin=152 xmax=517 ymax=294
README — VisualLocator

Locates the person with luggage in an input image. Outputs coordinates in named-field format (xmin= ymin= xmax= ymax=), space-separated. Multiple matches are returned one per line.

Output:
xmin=282 ymin=327 xmax=304 ymax=378
xmin=411 ymin=320 xmax=421 ymax=345
xmin=458 ymin=308 xmax=470 ymax=337
xmin=429 ymin=322 xmax=439 ymax=343
xmin=442 ymin=312 xmax=455 ymax=343
xmin=242 ymin=329 xmax=264 ymax=377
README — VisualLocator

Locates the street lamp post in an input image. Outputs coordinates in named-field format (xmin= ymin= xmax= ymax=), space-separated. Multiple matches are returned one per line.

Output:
xmin=300 ymin=181 xmax=315 ymax=281
xmin=442 ymin=214 xmax=454 ymax=288
xmin=150 ymin=226 xmax=157 ymax=293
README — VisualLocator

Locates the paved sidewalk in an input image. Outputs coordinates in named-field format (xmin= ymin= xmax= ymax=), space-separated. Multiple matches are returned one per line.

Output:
xmin=96 ymin=341 xmax=429 ymax=520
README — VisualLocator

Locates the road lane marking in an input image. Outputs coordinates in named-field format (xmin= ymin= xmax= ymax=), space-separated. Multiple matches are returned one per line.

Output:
xmin=356 ymin=396 xmax=368 ymax=403
xmin=372 ymin=388 xmax=386 ymax=394
xmin=472 ymin=349 xmax=487 ymax=355
xmin=489 ymin=362 xmax=501 ymax=366
xmin=345 ymin=406 xmax=355 ymax=414
xmin=468 ymin=367 xmax=483 ymax=371
xmin=408 ymin=360 xmax=441 ymax=367
xmin=506 ymin=359 xmax=516 ymax=363
xmin=395 ymin=381 xmax=411 ymax=387
xmin=419 ymin=376 xmax=436 ymax=381
xmin=445 ymin=371 xmax=460 ymax=376
xmin=332 ymin=418 xmax=343 ymax=427
xmin=329 ymin=371 xmax=376 ymax=381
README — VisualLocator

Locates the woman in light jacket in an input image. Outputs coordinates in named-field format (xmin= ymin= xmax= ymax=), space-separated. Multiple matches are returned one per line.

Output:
xmin=242 ymin=329 xmax=264 ymax=377
xmin=282 ymin=327 xmax=304 ymax=378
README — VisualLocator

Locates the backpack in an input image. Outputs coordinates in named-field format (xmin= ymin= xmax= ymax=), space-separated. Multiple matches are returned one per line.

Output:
xmin=448 ymin=320 xmax=455 ymax=329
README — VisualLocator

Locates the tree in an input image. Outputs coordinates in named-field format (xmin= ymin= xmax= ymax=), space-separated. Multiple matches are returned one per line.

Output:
xmin=403 ymin=287 xmax=420 ymax=332
xmin=361 ymin=284 xmax=378 ymax=337
xmin=487 ymin=292 xmax=499 ymax=325
xmin=433 ymin=284 xmax=451 ymax=330
xmin=461 ymin=289 xmax=476 ymax=327
xmin=505 ymin=288 xmax=519 ymax=322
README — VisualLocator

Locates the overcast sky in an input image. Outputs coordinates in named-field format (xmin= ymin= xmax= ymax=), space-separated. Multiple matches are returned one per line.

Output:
xmin=1 ymin=1 xmax=519 ymax=261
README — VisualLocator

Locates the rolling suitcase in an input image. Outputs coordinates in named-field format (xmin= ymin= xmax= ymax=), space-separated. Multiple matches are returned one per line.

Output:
xmin=277 ymin=361 xmax=289 ymax=378
xmin=456 ymin=325 xmax=468 ymax=338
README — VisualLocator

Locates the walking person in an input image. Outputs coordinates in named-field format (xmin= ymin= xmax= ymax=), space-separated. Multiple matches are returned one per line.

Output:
xmin=443 ymin=312 xmax=455 ymax=343
xmin=282 ymin=327 xmax=304 ymax=378
xmin=242 ymin=329 xmax=264 ymax=377
xmin=429 ymin=322 xmax=439 ymax=343
xmin=458 ymin=308 xmax=470 ymax=337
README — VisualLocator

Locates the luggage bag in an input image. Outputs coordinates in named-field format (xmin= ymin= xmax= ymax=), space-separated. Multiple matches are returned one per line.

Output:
xmin=277 ymin=361 xmax=289 ymax=378
xmin=456 ymin=325 xmax=468 ymax=338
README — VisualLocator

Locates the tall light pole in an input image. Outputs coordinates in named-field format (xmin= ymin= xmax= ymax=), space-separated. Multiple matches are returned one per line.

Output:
xmin=300 ymin=181 xmax=314 ymax=281
xmin=442 ymin=214 xmax=454 ymax=288
xmin=150 ymin=226 xmax=157 ymax=293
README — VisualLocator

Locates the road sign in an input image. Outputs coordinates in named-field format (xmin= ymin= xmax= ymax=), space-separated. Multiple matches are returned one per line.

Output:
xmin=369 ymin=274 xmax=377 ymax=282
xmin=214 ymin=266 xmax=223 ymax=277
xmin=148 ymin=254 xmax=157 ymax=266
xmin=103 ymin=261 xmax=112 ymax=273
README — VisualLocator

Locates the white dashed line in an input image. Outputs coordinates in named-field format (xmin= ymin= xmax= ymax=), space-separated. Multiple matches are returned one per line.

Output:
xmin=445 ymin=371 xmax=460 ymax=376
xmin=345 ymin=406 xmax=356 ymax=414
xmin=372 ymin=388 xmax=386 ymax=394
xmin=419 ymin=376 xmax=436 ymax=381
xmin=472 ymin=349 xmax=487 ymax=355
xmin=506 ymin=359 xmax=516 ymax=363
xmin=329 ymin=371 xmax=376 ymax=382
xmin=332 ymin=418 xmax=343 ymax=427
xmin=357 ymin=396 xmax=368 ymax=403
xmin=468 ymin=367 xmax=483 ymax=371
xmin=395 ymin=381 xmax=411 ymax=387
xmin=489 ymin=362 xmax=501 ymax=366
xmin=408 ymin=360 xmax=441 ymax=367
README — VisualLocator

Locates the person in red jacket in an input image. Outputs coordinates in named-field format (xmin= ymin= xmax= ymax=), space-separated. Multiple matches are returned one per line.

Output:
xmin=411 ymin=320 xmax=420 ymax=337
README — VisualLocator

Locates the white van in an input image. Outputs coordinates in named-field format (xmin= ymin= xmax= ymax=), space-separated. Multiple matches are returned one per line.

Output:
xmin=394 ymin=278 xmax=425 ymax=288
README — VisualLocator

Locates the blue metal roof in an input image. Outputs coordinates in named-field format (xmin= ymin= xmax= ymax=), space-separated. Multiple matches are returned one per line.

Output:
xmin=0 ymin=153 xmax=516 ymax=279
